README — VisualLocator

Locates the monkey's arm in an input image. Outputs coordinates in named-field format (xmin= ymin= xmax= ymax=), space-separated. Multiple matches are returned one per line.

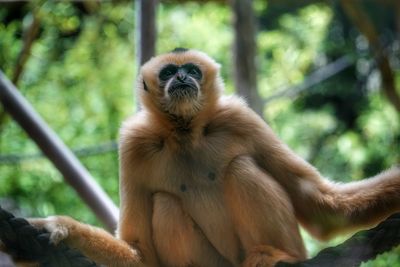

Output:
xmin=116 ymin=115 xmax=163 ymax=266
xmin=117 ymin=133 xmax=160 ymax=267
xmin=246 ymin=109 xmax=400 ymax=239
xmin=118 ymin=183 xmax=160 ymax=267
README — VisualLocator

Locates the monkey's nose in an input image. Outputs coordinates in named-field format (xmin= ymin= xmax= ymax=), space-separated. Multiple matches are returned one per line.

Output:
xmin=177 ymin=70 xmax=187 ymax=82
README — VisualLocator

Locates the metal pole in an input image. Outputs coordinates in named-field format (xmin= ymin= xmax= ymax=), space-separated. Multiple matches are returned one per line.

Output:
xmin=0 ymin=71 xmax=119 ymax=231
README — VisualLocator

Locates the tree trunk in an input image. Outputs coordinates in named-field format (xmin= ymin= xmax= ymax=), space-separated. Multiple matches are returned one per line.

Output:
xmin=231 ymin=0 xmax=263 ymax=116
xmin=136 ymin=0 xmax=157 ymax=66
xmin=135 ymin=0 xmax=157 ymax=109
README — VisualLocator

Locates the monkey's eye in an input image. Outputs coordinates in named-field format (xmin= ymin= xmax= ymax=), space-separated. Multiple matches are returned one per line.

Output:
xmin=159 ymin=64 xmax=178 ymax=81
xmin=183 ymin=63 xmax=202 ymax=80
xmin=188 ymin=68 xmax=198 ymax=75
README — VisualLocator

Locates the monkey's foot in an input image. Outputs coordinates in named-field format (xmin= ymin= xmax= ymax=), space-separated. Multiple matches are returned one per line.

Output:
xmin=28 ymin=216 xmax=72 ymax=245
xmin=242 ymin=245 xmax=296 ymax=267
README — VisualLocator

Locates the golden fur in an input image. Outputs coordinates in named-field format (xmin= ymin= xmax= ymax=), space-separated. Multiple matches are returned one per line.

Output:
xmin=22 ymin=50 xmax=400 ymax=267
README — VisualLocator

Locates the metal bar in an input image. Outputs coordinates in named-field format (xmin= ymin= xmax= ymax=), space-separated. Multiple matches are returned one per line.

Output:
xmin=0 ymin=70 xmax=119 ymax=231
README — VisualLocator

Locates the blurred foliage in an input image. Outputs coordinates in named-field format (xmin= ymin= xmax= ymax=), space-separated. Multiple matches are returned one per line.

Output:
xmin=0 ymin=0 xmax=399 ymax=265
xmin=0 ymin=1 xmax=136 ymax=224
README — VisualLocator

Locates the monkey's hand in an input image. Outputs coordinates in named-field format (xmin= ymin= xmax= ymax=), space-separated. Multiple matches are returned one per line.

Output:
xmin=29 ymin=216 xmax=144 ymax=267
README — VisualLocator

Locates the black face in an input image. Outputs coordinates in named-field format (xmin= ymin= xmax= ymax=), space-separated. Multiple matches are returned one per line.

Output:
xmin=159 ymin=63 xmax=202 ymax=98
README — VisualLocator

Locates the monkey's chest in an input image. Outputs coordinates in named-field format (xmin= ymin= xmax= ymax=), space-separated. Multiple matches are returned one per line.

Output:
xmin=160 ymin=158 xmax=240 ymax=262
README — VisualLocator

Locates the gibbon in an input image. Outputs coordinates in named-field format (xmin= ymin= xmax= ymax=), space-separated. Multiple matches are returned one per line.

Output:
xmin=26 ymin=49 xmax=400 ymax=267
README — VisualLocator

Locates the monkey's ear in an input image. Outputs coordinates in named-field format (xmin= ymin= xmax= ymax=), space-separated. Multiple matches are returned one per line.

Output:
xmin=143 ymin=80 xmax=148 ymax=91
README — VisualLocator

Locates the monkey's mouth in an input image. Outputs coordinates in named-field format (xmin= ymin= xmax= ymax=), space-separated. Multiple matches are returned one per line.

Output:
xmin=167 ymin=83 xmax=198 ymax=99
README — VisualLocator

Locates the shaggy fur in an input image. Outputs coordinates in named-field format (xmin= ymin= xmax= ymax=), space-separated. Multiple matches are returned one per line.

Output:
xmin=28 ymin=50 xmax=400 ymax=267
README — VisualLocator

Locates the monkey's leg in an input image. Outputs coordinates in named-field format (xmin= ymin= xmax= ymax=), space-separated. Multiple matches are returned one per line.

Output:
xmin=223 ymin=156 xmax=306 ymax=267
xmin=29 ymin=216 xmax=143 ymax=267
xmin=152 ymin=192 xmax=233 ymax=267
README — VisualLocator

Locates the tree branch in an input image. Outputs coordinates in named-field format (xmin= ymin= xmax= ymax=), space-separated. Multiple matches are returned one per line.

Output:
xmin=341 ymin=0 xmax=400 ymax=113
xmin=0 ymin=8 xmax=41 ymax=136
xmin=12 ymin=10 xmax=40 ymax=86
xmin=264 ymin=56 xmax=353 ymax=104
